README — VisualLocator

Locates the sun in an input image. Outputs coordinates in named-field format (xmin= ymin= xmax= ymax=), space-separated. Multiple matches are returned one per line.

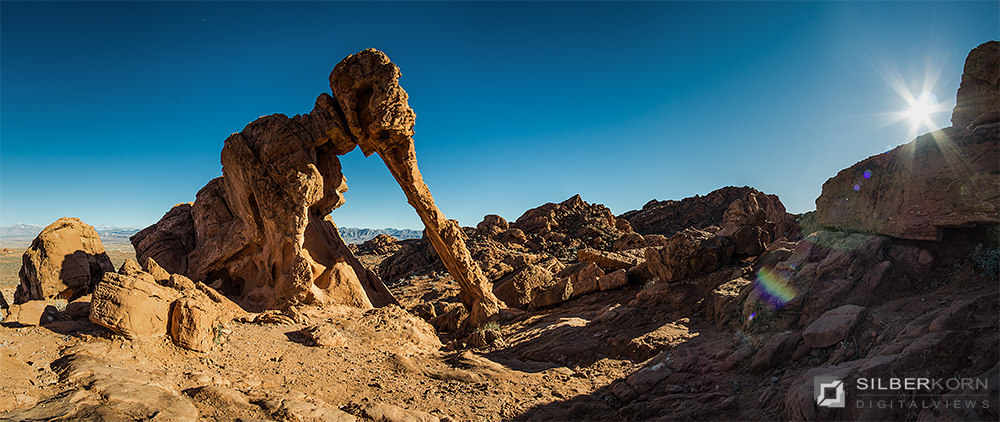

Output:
xmin=904 ymin=91 xmax=940 ymax=128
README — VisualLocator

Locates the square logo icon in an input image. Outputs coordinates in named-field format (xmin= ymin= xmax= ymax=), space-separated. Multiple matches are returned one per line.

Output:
xmin=814 ymin=376 xmax=845 ymax=408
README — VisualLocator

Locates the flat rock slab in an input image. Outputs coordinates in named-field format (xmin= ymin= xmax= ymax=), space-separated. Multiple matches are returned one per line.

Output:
xmin=803 ymin=304 xmax=867 ymax=348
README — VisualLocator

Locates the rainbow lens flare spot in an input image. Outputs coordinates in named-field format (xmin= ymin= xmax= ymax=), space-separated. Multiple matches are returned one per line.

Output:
xmin=754 ymin=267 xmax=799 ymax=309
xmin=863 ymin=170 xmax=871 ymax=179
xmin=853 ymin=184 xmax=861 ymax=191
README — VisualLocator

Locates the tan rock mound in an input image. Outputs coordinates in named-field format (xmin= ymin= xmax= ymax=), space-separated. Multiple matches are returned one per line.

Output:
xmin=356 ymin=234 xmax=403 ymax=256
xmin=816 ymin=42 xmax=999 ymax=241
xmin=14 ymin=217 xmax=115 ymax=303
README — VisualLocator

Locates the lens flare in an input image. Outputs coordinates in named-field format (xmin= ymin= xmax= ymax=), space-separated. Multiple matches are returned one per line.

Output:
xmin=753 ymin=267 xmax=798 ymax=309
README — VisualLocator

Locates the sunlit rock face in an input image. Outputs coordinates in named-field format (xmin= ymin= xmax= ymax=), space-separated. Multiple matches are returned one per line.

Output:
xmin=816 ymin=41 xmax=1000 ymax=241
xmin=134 ymin=49 xmax=503 ymax=323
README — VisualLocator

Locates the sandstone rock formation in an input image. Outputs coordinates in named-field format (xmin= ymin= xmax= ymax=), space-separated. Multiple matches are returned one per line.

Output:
xmin=645 ymin=228 xmax=734 ymax=283
xmin=14 ymin=217 xmax=115 ymax=303
xmin=133 ymin=49 xmax=503 ymax=325
xmin=621 ymin=186 xmax=799 ymax=242
xmin=952 ymin=41 xmax=999 ymax=128
xmin=375 ymin=195 xmax=640 ymax=312
xmin=817 ymin=41 xmax=999 ymax=241
xmin=89 ymin=258 xmax=244 ymax=351
xmin=4 ymin=351 xmax=200 ymax=422
xmin=355 ymin=234 xmax=403 ymax=256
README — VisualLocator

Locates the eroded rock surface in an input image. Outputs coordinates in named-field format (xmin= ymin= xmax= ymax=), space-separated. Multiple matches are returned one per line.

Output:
xmin=133 ymin=49 xmax=503 ymax=325
xmin=15 ymin=217 xmax=115 ymax=303
xmin=621 ymin=186 xmax=799 ymax=242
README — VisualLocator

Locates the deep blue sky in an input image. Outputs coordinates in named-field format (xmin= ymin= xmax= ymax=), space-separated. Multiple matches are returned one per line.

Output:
xmin=2 ymin=2 xmax=997 ymax=230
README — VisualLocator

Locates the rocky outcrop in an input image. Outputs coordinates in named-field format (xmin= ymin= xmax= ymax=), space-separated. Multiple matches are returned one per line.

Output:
xmin=356 ymin=234 xmax=403 ymax=256
xmin=89 ymin=258 xmax=244 ymax=351
xmin=952 ymin=41 xmax=999 ymax=128
xmin=816 ymin=42 xmax=999 ymax=241
xmin=15 ymin=217 xmax=115 ymax=303
xmin=4 ymin=351 xmax=200 ymax=422
xmin=133 ymin=49 xmax=503 ymax=325
xmin=645 ymin=228 xmax=734 ymax=283
xmin=130 ymin=203 xmax=195 ymax=275
xmin=801 ymin=304 xmax=866 ymax=348
xmin=621 ymin=186 xmax=799 ymax=242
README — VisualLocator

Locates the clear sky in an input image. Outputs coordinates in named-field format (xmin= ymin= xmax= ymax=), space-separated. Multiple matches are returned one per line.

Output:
xmin=2 ymin=1 xmax=997 ymax=230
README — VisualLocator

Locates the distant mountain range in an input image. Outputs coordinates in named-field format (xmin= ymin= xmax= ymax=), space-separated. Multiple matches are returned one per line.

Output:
xmin=0 ymin=223 xmax=420 ymax=245
xmin=337 ymin=227 xmax=422 ymax=244
xmin=0 ymin=223 xmax=142 ymax=239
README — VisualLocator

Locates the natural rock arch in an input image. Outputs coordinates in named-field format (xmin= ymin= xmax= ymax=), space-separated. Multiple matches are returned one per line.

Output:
xmin=133 ymin=49 xmax=503 ymax=325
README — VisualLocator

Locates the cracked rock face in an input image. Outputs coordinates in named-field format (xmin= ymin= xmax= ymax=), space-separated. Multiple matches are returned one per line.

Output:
xmin=133 ymin=49 xmax=502 ymax=324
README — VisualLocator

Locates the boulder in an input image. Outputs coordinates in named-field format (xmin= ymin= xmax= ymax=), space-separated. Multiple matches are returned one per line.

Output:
xmin=558 ymin=262 xmax=605 ymax=297
xmin=709 ymin=277 xmax=752 ymax=328
xmin=89 ymin=272 xmax=181 ymax=340
xmin=170 ymin=294 xmax=219 ymax=352
xmin=300 ymin=324 xmax=347 ymax=348
xmin=476 ymin=214 xmax=509 ymax=239
xmin=816 ymin=43 xmax=999 ymax=241
xmin=750 ymin=331 xmax=802 ymax=373
xmin=717 ymin=224 xmax=769 ymax=256
xmin=14 ymin=217 xmax=115 ymax=303
xmin=577 ymin=248 xmax=642 ymax=272
xmin=530 ymin=277 xmax=573 ymax=309
xmin=2 ymin=300 xmax=59 ymax=326
xmin=802 ymin=305 xmax=867 ymax=348
xmin=645 ymin=228 xmax=734 ymax=283
xmin=130 ymin=203 xmax=196 ymax=276
xmin=597 ymin=269 xmax=629 ymax=291
xmin=492 ymin=265 xmax=554 ymax=310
